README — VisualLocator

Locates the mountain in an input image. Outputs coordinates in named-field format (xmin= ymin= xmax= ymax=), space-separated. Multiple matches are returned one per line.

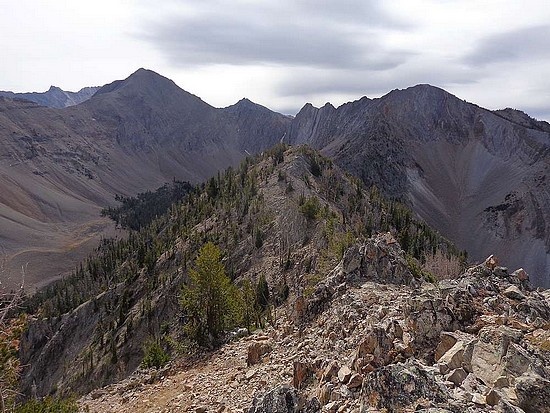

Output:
xmin=287 ymin=85 xmax=550 ymax=287
xmin=0 ymin=85 xmax=99 ymax=108
xmin=18 ymin=147 xmax=550 ymax=413
xmin=0 ymin=69 xmax=290 ymax=290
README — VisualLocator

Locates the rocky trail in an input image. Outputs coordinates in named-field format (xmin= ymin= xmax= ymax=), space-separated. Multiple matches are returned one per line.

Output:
xmin=80 ymin=234 xmax=550 ymax=413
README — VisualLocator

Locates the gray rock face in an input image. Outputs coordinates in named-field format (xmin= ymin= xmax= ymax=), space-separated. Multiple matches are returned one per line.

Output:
xmin=288 ymin=84 xmax=550 ymax=287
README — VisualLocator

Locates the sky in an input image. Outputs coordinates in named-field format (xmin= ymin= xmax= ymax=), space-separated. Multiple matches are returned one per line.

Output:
xmin=1 ymin=0 xmax=550 ymax=120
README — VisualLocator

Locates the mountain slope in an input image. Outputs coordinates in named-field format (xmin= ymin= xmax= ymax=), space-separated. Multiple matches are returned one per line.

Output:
xmin=0 ymin=69 xmax=291 ymax=289
xmin=0 ymin=85 xmax=99 ymax=108
xmin=287 ymin=85 xmax=550 ymax=287
xmin=20 ymin=146 xmax=460 ymax=398
xmin=18 ymin=146 xmax=550 ymax=413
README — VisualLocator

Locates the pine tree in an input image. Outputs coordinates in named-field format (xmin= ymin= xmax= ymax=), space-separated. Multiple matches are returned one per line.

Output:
xmin=180 ymin=243 xmax=238 ymax=345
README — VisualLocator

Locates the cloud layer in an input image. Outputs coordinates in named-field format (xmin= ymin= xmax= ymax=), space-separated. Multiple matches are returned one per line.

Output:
xmin=1 ymin=0 xmax=549 ymax=121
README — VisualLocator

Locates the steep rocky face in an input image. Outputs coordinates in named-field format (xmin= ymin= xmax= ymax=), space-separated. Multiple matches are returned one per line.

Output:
xmin=0 ymin=85 xmax=99 ymax=108
xmin=288 ymin=85 xmax=550 ymax=287
xmin=0 ymin=69 xmax=291 ymax=289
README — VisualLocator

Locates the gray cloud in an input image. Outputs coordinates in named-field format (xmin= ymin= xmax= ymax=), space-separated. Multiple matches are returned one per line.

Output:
xmin=463 ymin=25 xmax=550 ymax=66
xmin=141 ymin=0 xmax=413 ymax=70
xmin=276 ymin=65 xmax=481 ymax=99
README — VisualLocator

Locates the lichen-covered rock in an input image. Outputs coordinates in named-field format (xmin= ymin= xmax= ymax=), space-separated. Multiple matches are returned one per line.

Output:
xmin=247 ymin=385 xmax=299 ymax=413
xmin=515 ymin=373 xmax=550 ymax=413
xmin=360 ymin=359 xmax=449 ymax=412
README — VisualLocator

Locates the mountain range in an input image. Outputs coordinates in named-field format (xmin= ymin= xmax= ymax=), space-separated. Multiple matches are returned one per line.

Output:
xmin=0 ymin=68 xmax=548 ymax=287
xmin=0 ymin=85 xmax=100 ymax=108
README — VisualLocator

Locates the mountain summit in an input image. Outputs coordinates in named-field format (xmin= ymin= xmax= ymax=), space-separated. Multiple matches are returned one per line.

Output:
xmin=0 ymin=69 xmax=290 ymax=289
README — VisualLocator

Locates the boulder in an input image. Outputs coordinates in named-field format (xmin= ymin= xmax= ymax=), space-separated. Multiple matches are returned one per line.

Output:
xmin=512 ymin=268 xmax=529 ymax=282
xmin=352 ymin=328 xmax=394 ymax=368
xmin=317 ymin=383 xmax=333 ymax=405
xmin=503 ymin=286 xmax=525 ymax=301
xmin=247 ymin=385 xmax=299 ymax=413
xmin=437 ymin=341 xmax=464 ymax=374
xmin=515 ymin=373 xmax=550 ymax=413
xmin=347 ymin=373 xmax=363 ymax=389
xmin=292 ymin=361 xmax=311 ymax=389
xmin=484 ymin=255 xmax=498 ymax=270
xmin=445 ymin=368 xmax=467 ymax=386
xmin=360 ymin=359 xmax=449 ymax=412
xmin=469 ymin=340 xmax=503 ymax=386
xmin=435 ymin=333 xmax=458 ymax=361
xmin=321 ymin=361 xmax=339 ymax=383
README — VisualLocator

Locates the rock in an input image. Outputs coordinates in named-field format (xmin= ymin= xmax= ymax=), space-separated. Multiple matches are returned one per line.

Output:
xmin=471 ymin=393 xmax=486 ymax=405
xmin=468 ymin=340 xmax=503 ymax=386
xmin=502 ymin=343 xmax=530 ymax=377
xmin=360 ymin=359 xmax=449 ymax=412
xmin=247 ymin=341 xmax=272 ymax=366
xmin=347 ymin=373 xmax=363 ymax=389
xmin=302 ymin=397 xmax=321 ymax=413
xmin=292 ymin=361 xmax=311 ymax=389
xmin=485 ymin=388 xmax=501 ymax=406
xmin=435 ymin=333 xmax=458 ymax=361
xmin=342 ymin=245 xmax=362 ymax=275
xmin=196 ymin=407 xmax=207 ymax=413
xmin=324 ymin=401 xmax=340 ymax=413
xmin=352 ymin=328 xmax=394 ymax=368
xmin=337 ymin=365 xmax=352 ymax=384
xmin=494 ymin=375 xmax=509 ymax=388
xmin=321 ymin=361 xmax=339 ymax=383
xmin=484 ymin=255 xmax=498 ymax=270
xmin=503 ymin=286 xmax=525 ymax=300
xmin=493 ymin=266 xmax=508 ymax=278
xmin=437 ymin=341 xmax=464 ymax=374
xmin=512 ymin=268 xmax=529 ymax=282
xmin=445 ymin=368 xmax=467 ymax=386
xmin=318 ymin=383 xmax=333 ymax=405
xmin=515 ymin=373 xmax=550 ymax=413
xmin=247 ymin=384 xmax=299 ymax=413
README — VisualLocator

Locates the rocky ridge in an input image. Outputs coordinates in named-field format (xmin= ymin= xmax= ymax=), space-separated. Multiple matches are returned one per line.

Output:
xmin=79 ymin=234 xmax=550 ymax=413
xmin=287 ymin=85 xmax=550 ymax=287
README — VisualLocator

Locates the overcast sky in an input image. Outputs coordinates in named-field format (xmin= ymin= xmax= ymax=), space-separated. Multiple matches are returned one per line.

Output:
xmin=2 ymin=0 xmax=550 ymax=120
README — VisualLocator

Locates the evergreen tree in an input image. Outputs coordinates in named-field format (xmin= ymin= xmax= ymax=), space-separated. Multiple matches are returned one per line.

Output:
xmin=180 ymin=243 xmax=238 ymax=345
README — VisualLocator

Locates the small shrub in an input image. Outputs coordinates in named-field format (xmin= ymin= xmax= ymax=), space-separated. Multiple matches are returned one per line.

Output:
xmin=422 ymin=250 xmax=463 ymax=280
xmin=300 ymin=196 xmax=320 ymax=220
xmin=141 ymin=339 xmax=169 ymax=369
xmin=406 ymin=254 xmax=436 ymax=283
xmin=310 ymin=157 xmax=322 ymax=177
xmin=254 ymin=228 xmax=264 ymax=249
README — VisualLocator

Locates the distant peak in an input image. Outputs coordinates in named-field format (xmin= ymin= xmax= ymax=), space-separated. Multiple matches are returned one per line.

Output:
xmin=47 ymin=85 xmax=63 ymax=92
xmin=226 ymin=97 xmax=271 ymax=113
xmin=128 ymin=68 xmax=165 ymax=79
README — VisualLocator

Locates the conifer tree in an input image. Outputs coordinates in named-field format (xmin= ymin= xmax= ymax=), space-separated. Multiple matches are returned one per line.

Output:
xmin=180 ymin=243 xmax=237 ymax=345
